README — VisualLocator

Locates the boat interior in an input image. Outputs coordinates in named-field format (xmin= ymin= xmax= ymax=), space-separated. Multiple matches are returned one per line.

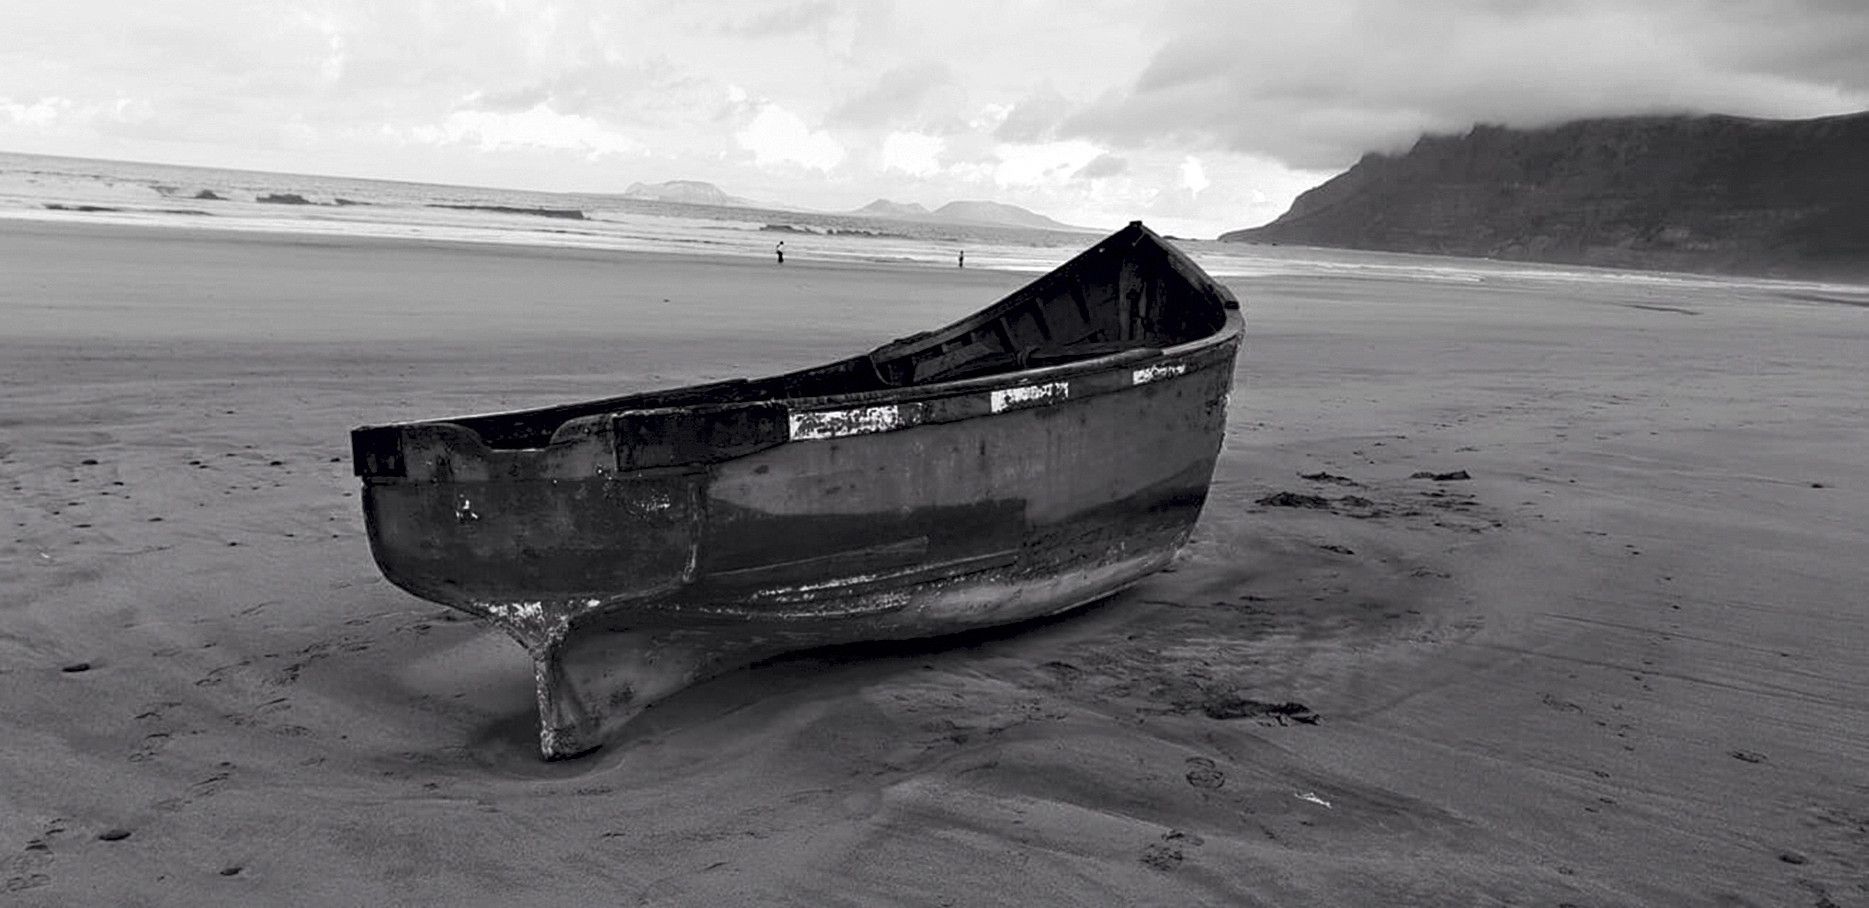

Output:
xmin=438 ymin=224 xmax=1235 ymax=450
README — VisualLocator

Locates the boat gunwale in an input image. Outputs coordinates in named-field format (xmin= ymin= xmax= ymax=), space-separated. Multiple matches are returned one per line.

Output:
xmin=865 ymin=221 xmax=1238 ymax=363
xmin=348 ymin=311 xmax=1242 ymax=475
xmin=780 ymin=308 xmax=1240 ymax=414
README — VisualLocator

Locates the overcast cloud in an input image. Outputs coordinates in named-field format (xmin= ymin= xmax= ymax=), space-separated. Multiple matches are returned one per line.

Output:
xmin=2 ymin=0 xmax=1863 ymax=237
xmin=1067 ymin=0 xmax=1869 ymax=170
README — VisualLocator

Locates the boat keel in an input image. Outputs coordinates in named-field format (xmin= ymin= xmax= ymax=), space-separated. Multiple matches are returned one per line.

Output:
xmin=528 ymin=623 xmax=786 ymax=760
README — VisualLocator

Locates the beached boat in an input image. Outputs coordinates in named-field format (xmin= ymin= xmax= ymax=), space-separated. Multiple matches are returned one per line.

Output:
xmin=351 ymin=221 xmax=1243 ymax=759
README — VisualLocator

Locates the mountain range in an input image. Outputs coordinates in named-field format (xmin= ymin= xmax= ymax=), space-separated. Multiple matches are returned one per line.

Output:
xmin=851 ymin=199 xmax=1085 ymax=231
xmin=1223 ymin=111 xmax=1869 ymax=279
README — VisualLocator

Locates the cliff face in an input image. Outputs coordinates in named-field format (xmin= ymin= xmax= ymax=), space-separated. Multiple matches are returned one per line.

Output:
xmin=1222 ymin=112 xmax=1869 ymax=279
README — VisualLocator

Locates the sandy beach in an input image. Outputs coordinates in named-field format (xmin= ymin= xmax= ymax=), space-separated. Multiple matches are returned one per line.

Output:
xmin=3 ymin=220 xmax=1865 ymax=905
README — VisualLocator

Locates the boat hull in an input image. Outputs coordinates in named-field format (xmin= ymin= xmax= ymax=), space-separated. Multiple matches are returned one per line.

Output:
xmin=355 ymin=222 xmax=1244 ymax=758
xmin=362 ymin=341 xmax=1237 ymax=757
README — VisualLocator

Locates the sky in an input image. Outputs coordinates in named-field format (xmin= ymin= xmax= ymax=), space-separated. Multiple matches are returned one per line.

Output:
xmin=3 ymin=0 xmax=1866 ymax=238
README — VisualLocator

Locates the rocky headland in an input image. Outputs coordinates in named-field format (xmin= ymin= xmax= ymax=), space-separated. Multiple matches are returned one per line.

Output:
xmin=1223 ymin=112 xmax=1869 ymax=280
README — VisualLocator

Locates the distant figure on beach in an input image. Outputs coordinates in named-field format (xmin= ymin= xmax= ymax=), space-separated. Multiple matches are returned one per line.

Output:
xmin=958 ymin=250 xmax=965 ymax=268
xmin=775 ymin=241 xmax=784 ymax=264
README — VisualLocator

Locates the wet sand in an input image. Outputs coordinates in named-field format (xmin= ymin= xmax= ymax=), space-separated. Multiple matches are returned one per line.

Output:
xmin=3 ymin=220 xmax=1865 ymax=905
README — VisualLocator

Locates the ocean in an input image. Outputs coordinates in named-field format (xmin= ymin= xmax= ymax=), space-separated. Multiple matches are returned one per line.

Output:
xmin=2 ymin=151 xmax=1861 ymax=297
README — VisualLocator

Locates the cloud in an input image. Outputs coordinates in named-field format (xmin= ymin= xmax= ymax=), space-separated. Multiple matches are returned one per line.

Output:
xmin=1073 ymin=153 xmax=1127 ymax=179
xmin=409 ymin=103 xmax=640 ymax=156
xmin=1179 ymin=156 xmax=1207 ymax=194
xmin=291 ymin=8 xmax=348 ymax=83
xmin=719 ymin=0 xmax=843 ymax=37
xmin=469 ymin=86 xmax=555 ymax=114
xmin=736 ymin=103 xmax=845 ymax=170
xmin=880 ymin=131 xmax=944 ymax=176
xmin=1065 ymin=0 xmax=1869 ymax=169
xmin=994 ymin=85 xmax=1073 ymax=143
xmin=992 ymin=139 xmax=1105 ymax=188
xmin=1 ymin=95 xmax=158 ymax=134
xmin=1 ymin=96 xmax=71 ymax=128
xmin=827 ymin=62 xmax=954 ymax=126
xmin=455 ymin=57 xmax=723 ymax=131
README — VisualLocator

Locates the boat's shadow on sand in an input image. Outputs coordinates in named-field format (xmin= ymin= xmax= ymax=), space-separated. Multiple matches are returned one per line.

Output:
xmin=461 ymin=590 xmax=1144 ymax=775
xmin=447 ymin=464 xmax=1511 ymax=779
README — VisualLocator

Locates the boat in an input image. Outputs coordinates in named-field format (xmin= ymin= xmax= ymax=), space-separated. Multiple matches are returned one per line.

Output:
xmin=351 ymin=221 xmax=1243 ymax=759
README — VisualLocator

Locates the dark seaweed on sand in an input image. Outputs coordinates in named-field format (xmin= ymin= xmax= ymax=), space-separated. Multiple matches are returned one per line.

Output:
xmin=1258 ymin=491 xmax=1332 ymax=508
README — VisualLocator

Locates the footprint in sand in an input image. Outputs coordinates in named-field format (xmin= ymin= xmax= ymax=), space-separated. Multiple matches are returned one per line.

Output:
xmin=195 ymin=660 xmax=252 ymax=687
xmin=1191 ymin=694 xmax=1320 ymax=725
xmin=1539 ymin=692 xmax=1585 ymax=714
xmin=154 ymin=766 xmax=236 ymax=813
xmin=1139 ymin=843 xmax=1183 ymax=871
xmin=1163 ymin=828 xmax=1204 ymax=846
xmin=135 ymin=702 xmax=182 ymax=722
xmin=129 ymin=731 xmax=171 ymax=762
xmin=4 ymin=820 xmax=66 ymax=893
xmin=1185 ymin=756 xmax=1226 ymax=789
xmin=1140 ymin=829 xmax=1203 ymax=870
xmin=1039 ymin=660 xmax=1085 ymax=690
xmin=1299 ymin=471 xmax=1362 ymax=486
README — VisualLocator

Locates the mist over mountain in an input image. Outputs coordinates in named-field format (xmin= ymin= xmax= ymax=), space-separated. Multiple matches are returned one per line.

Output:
xmin=1222 ymin=112 xmax=1869 ymax=279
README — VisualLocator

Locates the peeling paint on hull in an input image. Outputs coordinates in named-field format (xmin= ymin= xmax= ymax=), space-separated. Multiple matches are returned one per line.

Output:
xmin=1133 ymin=363 xmax=1188 ymax=384
xmin=989 ymin=380 xmax=1070 ymax=413
xmin=786 ymin=402 xmax=922 ymax=440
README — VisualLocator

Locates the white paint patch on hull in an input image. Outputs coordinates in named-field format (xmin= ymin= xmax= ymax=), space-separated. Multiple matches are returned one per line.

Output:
xmin=1131 ymin=363 xmax=1187 ymax=384
xmin=788 ymin=403 xmax=923 ymax=440
xmin=990 ymin=380 xmax=1070 ymax=413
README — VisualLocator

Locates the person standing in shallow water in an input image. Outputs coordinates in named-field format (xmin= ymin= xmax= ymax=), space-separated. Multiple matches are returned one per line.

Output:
xmin=775 ymin=241 xmax=784 ymax=264
xmin=958 ymin=250 xmax=965 ymax=268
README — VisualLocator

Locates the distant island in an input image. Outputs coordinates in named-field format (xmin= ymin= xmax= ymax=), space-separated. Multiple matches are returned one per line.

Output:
xmin=620 ymin=180 xmax=750 ymax=207
xmin=849 ymin=198 xmax=1090 ymax=232
xmin=617 ymin=181 xmax=1090 ymax=232
xmin=1222 ymin=111 xmax=1869 ymax=280
xmin=852 ymin=199 xmax=932 ymax=219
